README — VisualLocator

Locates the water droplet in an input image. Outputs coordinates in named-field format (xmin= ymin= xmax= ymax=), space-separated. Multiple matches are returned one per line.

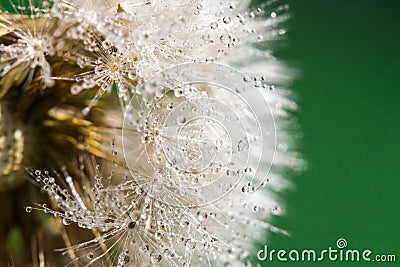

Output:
xmin=174 ymin=88 xmax=184 ymax=97
xmin=243 ymin=75 xmax=251 ymax=82
xmin=140 ymin=244 xmax=149 ymax=252
xmin=135 ymin=187 xmax=144 ymax=194
xmin=237 ymin=14 xmax=245 ymax=24
xmin=177 ymin=116 xmax=187 ymax=125
xmin=25 ymin=206 xmax=32 ymax=213
xmin=220 ymin=34 xmax=232 ymax=45
xmin=180 ymin=218 xmax=190 ymax=227
xmin=241 ymin=184 xmax=250 ymax=193
xmin=202 ymin=34 xmax=212 ymax=43
xmin=62 ymin=218 xmax=71 ymax=225
xmin=128 ymin=69 xmax=136 ymax=79
xmin=128 ymin=221 xmax=136 ymax=229
xmin=102 ymin=40 xmax=112 ymax=49
xmin=271 ymin=206 xmax=281 ymax=215
xmin=118 ymin=253 xmax=130 ymax=264
xmin=82 ymin=107 xmax=91 ymax=116
xmin=87 ymin=253 xmax=94 ymax=259
xmin=154 ymin=230 xmax=164 ymax=239
xmin=237 ymin=139 xmax=249 ymax=152
xmin=210 ymin=22 xmax=218 ymax=30
xmin=223 ymin=16 xmax=231 ymax=24
xmin=185 ymin=239 xmax=196 ymax=249
xmin=151 ymin=253 xmax=162 ymax=263
xmin=70 ymin=84 xmax=84 ymax=95
xmin=197 ymin=211 xmax=208 ymax=220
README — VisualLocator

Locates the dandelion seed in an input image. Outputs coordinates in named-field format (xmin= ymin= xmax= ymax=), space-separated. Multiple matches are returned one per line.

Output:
xmin=0 ymin=0 xmax=56 ymax=93
xmin=59 ymin=38 xmax=137 ymax=113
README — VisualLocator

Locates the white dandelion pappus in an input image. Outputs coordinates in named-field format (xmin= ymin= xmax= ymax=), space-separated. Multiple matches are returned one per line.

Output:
xmin=25 ymin=0 xmax=303 ymax=266
xmin=28 ymin=62 xmax=293 ymax=266
xmin=28 ymin=152 xmax=285 ymax=266
xmin=0 ymin=0 xmax=56 ymax=91
xmin=51 ymin=0 xmax=118 ymax=32
xmin=122 ymin=62 xmax=277 ymax=207
xmin=118 ymin=62 xmax=296 ymax=266
xmin=68 ymin=0 xmax=289 ymax=111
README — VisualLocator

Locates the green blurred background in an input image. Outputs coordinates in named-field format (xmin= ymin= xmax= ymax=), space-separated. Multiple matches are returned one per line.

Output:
xmin=262 ymin=0 xmax=400 ymax=266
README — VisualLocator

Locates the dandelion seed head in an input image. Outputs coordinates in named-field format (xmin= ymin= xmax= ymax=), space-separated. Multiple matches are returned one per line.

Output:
xmin=29 ymin=61 xmax=298 ymax=265
xmin=6 ymin=0 xmax=306 ymax=266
